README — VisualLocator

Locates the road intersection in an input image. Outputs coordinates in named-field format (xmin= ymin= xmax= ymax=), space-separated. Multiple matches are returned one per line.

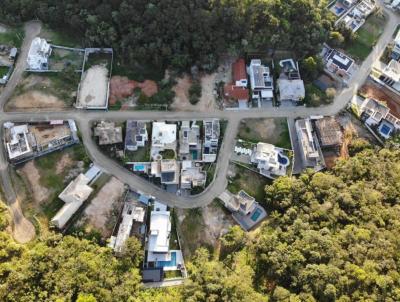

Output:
xmin=0 ymin=1 xmax=398 ymax=241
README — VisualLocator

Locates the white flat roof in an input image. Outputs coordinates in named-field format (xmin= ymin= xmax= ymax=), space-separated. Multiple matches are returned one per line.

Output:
xmin=148 ymin=211 xmax=171 ymax=253
xmin=152 ymin=122 xmax=177 ymax=147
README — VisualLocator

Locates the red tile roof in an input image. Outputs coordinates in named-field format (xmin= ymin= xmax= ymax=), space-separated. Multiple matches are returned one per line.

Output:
xmin=233 ymin=58 xmax=246 ymax=82
xmin=224 ymin=84 xmax=249 ymax=101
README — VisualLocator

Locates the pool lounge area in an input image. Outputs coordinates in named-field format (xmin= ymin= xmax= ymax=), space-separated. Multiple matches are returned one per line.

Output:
xmin=233 ymin=205 xmax=267 ymax=231
xmin=154 ymin=250 xmax=183 ymax=271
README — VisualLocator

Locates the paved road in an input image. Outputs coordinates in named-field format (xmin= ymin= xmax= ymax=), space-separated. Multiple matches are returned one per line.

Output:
xmin=0 ymin=1 xmax=398 ymax=219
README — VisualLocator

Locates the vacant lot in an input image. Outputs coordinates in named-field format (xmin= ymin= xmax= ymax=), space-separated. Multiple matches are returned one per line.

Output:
xmin=79 ymin=176 xmax=125 ymax=237
xmin=346 ymin=13 xmax=386 ymax=61
xmin=171 ymin=74 xmax=219 ymax=112
xmin=49 ymin=48 xmax=84 ymax=71
xmin=77 ymin=65 xmax=108 ymax=108
xmin=227 ymin=164 xmax=272 ymax=203
xmin=0 ymin=25 xmax=24 ymax=47
xmin=6 ymin=72 xmax=80 ymax=110
xmin=16 ymin=144 xmax=89 ymax=231
xmin=177 ymin=200 xmax=235 ymax=259
xmin=238 ymin=118 xmax=291 ymax=149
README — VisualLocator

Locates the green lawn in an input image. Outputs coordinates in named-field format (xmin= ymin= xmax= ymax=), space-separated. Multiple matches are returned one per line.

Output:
xmin=304 ymin=83 xmax=330 ymax=107
xmin=227 ymin=164 xmax=272 ymax=203
xmin=0 ymin=66 xmax=10 ymax=78
xmin=0 ymin=27 xmax=24 ymax=48
xmin=238 ymin=118 xmax=291 ymax=149
xmin=124 ymin=146 xmax=150 ymax=162
xmin=164 ymin=270 xmax=182 ymax=279
xmin=346 ymin=13 xmax=386 ymax=61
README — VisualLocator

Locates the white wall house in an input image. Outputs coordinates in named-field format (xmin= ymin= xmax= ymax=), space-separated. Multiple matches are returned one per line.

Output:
xmin=27 ymin=37 xmax=52 ymax=70
xmin=250 ymin=143 xmax=290 ymax=178
xmin=248 ymin=59 xmax=274 ymax=105
xmin=202 ymin=119 xmax=220 ymax=162
xmin=147 ymin=210 xmax=171 ymax=262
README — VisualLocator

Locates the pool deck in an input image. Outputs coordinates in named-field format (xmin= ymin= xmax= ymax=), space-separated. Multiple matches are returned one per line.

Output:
xmin=232 ymin=203 xmax=267 ymax=231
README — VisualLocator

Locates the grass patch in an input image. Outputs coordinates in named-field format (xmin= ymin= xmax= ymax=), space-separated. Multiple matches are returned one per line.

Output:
xmin=84 ymin=52 xmax=112 ymax=71
xmin=169 ymin=210 xmax=181 ymax=250
xmin=41 ymin=26 xmax=84 ymax=48
xmin=345 ymin=13 xmax=386 ymax=61
xmin=0 ymin=27 xmax=24 ymax=47
xmin=204 ymin=163 xmax=216 ymax=187
xmin=164 ymin=270 xmax=182 ymax=279
xmin=238 ymin=118 xmax=291 ymax=149
xmin=227 ymin=164 xmax=272 ymax=203
xmin=304 ymin=83 xmax=330 ymax=107
xmin=124 ymin=146 xmax=150 ymax=163
xmin=0 ymin=66 xmax=10 ymax=78
xmin=159 ymin=149 xmax=175 ymax=160
xmin=179 ymin=208 xmax=207 ymax=258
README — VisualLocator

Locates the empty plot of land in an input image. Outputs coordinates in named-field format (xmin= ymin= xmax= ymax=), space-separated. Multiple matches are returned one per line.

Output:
xmin=20 ymin=161 xmax=50 ymax=203
xmin=82 ymin=177 xmax=125 ymax=236
xmin=77 ymin=65 xmax=108 ymax=108
xmin=171 ymin=74 xmax=218 ymax=112
xmin=238 ymin=118 xmax=291 ymax=149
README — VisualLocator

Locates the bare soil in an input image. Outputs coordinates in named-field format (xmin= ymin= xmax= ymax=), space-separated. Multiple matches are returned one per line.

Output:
xmin=55 ymin=153 xmax=73 ymax=174
xmin=20 ymin=161 xmax=50 ymax=204
xmin=108 ymin=75 xmax=158 ymax=105
xmin=7 ymin=91 xmax=66 ymax=110
xmin=77 ymin=65 xmax=108 ymax=108
xmin=171 ymin=74 xmax=219 ymax=112
xmin=82 ymin=177 xmax=125 ymax=237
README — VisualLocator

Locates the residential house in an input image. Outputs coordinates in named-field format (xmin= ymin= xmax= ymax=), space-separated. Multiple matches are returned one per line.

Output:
xmin=147 ymin=209 xmax=172 ymax=263
xmin=151 ymin=160 xmax=180 ymax=186
xmin=179 ymin=121 xmax=201 ymax=160
xmin=391 ymin=30 xmax=400 ymax=61
xmin=295 ymin=118 xmax=325 ymax=170
xmin=315 ymin=117 xmax=343 ymax=149
xmin=180 ymin=160 xmax=206 ymax=189
xmin=94 ymin=121 xmax=123 ymax=145
xmin=277 ymin=59 xmax=305 ymax=103
xmin=26 ymin=37 xmax=52 ymax=70
xmin=248 ymin=59 xmax=274 ymax=105
xmin=51 ymin=165 xmax=101 ymax=229
xmin=125 ymin=120 xmax=148 ymax=152
xmin=219 ymin=190 xmax=267 ymax=231
xmin=202 ymin=119 xmax=220 ymax=162
xmin=250 ymin=143 xmax=290 ymax=178
xmin=340 ymin=0 xmax=375 ymax=32
xmin=351 ymin=96 xmax=400 ymax=139
xmin=108 ymin=200 xmax=146 ymax=253
xmin=322 ymin=46 xmax=355 ymax=82
xmin=223 ymin=58 xmax=249 ymax=108
xmin=377 ymin=59 xmax=400 ymax=92
xmin=3 ymin=120 xmax=79 ymax=164
xmin=151 ymin=122 xmax=177 ymax=160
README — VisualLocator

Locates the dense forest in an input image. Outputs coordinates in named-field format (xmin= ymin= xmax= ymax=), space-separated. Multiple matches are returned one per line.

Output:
xmin=0 ymin=0 xmax=333 ymax=71
xmin=0 ymin=141 xmax=399 ymax=301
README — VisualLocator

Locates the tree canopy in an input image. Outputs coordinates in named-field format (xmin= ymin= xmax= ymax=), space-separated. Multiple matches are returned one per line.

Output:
xmin=0 ymin=0 xmax=334 ymax=72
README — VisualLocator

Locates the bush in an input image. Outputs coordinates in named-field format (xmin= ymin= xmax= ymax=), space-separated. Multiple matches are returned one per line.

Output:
xmin=189 ymin=80 xmax=202 ymax=105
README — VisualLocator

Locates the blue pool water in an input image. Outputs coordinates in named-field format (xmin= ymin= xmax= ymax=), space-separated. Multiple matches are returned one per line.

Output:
xmin=157 ymin=251 xmax=177 ymax=268
xmin=380 ymin=124 xmax=391 ymax=136
xmin=335 ymin=7 xmax=344 ymax=15
xmin=251 ymin=209 xmax=262 ymax=222
xmin=278 ymin=153 xmax=289 ymax=166
xmin=133 ymin=164 xmax=145 ymax=172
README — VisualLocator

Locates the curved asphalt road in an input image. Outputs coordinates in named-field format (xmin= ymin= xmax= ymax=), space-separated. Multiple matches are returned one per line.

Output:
xmin=0 ymin=1 xmax=398 ymax=212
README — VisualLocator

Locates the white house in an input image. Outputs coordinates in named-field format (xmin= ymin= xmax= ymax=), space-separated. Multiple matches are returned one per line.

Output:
xmin=4 ymin=124 xmax=32 ymax=160
xmin=250 ymin=143 xmax=290 ymax=178
xmin=151 ymin=122 xmax=177 ymax=160
xmin=248 ymin=59 xmax=274 ymax=105
xmin=51 ymin=174 xmax=93 ymax=229
xmin=27 ymin=37 xmax=52 ymax=70
xmin=202 ymin=119 xmax=220 ymax=162
xmin=147 ymin=210 xmax=171 ymax=262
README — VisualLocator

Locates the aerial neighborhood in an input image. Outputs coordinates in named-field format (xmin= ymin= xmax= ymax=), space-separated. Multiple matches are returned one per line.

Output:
xmin=0 ymin=0 xmax=400 ymax=301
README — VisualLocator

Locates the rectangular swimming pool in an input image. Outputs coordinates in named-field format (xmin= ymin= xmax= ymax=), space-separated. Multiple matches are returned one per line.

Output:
xmin=250 ymin=208 xmax=262 ymax=222
xmin=133 ymin=164 xmax=146 ymax=172
xmin=156 ymin=251 xmax=177 ymax=268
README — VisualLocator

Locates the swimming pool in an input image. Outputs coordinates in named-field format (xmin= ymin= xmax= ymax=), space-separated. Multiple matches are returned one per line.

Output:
xmin=379 ymin=124 xmax=391 ymax=136
xmin=133 ymin=164 xmax=146 ymax=172
xmin=334 ymin=6 xmax=344 ymax=15
xmin=278 ymin=153 xmax=289 ymax=166
xmin=156 ymin=251 xmax=177 ymax=268
xmin=250 ymin=208 xmax=262 ymax=222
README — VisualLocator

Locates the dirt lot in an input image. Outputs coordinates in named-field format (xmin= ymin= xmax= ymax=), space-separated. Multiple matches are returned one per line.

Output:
xmin=77 ymin=65 xmax=108 ymax=108
xmin=6 ymin=73 xmax=76 ymax=110
xmin=177 ymin=201 xmax=235 ymax=259
xmin=109 ymin=75 xmax=158 ymax=105
xmin=171 ymin=74 xmax=219 ymax=112
xmin=238 ymin=118 xmax=291 ymax=149
xmin=20 ymin=161 xmax=50 ymax=204
xmin=81 ymin=177 xmax=125 ymax=237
